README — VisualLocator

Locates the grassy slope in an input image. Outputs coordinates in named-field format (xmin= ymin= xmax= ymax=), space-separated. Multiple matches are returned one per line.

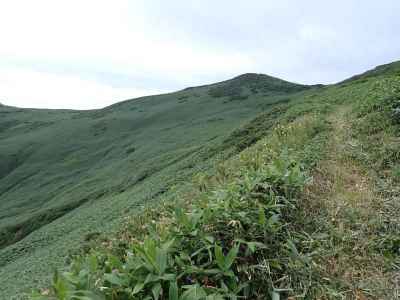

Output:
xmin=3 ymin=61 xmax=400 ymax=299
xmin=33 ymin=101 xmax=333 ymax=300
xmin=0 ymin=74 xmax=311 ymax=298
xmin=31 ymin=60 xmax=400 ymax=299
xmin=304 ymin=107 xmax=397 ymax=298
xmin=301 ymin=70 xmax=400 ymax=298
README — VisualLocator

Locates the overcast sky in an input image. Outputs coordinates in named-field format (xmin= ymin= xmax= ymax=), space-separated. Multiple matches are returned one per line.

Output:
xmin=0 ymin=0 xmax=399 ymax=109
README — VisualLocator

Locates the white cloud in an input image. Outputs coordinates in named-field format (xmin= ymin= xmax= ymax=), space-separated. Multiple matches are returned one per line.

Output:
xmin=298 ymin=25 xmax=337 ymax=44
xmin=0 ymin=0 xmax=254 ymax=78
xmin=0 ymin=0 xmax=256 ymax=108
xmin=0 ymin=0 xmax=399 ymax=108
xmin=0 ymin=68 xmax=163 ymax=109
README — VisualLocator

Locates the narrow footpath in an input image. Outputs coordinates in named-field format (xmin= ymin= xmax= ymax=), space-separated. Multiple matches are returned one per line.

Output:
xmin=306 ymin=106 xmax=398 ymax=299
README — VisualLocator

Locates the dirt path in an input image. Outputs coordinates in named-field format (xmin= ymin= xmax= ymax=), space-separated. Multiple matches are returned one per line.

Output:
xmin=307 ymin=106 xmax=398 ymax=299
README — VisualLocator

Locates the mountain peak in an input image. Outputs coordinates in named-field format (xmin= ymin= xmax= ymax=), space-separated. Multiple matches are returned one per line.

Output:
xmin=232 ymin=73 xmax=271 ymax=80
xmin=206 ymin=72 xmax=311 ymax=99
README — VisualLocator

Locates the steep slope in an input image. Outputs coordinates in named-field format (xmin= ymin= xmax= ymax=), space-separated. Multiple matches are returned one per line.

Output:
xmin=30 ymin=60 xmax=400 ymax=299
xmin=0 ymin=74 xmax=312 ymax=297
xmin=341 ymin=60 xmax=400 ymax=83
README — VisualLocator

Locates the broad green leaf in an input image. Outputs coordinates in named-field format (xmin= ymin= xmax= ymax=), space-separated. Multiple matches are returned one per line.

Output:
xmin=53 ymin=272 xmax=68 ymax=300
xmin=220 ymin=281 xmax=229 ymax=292
xmin=145 ymin=273 xmax=160 ymax=284
xmin=134 ymin=241 xmax=158 ymax=272
xmin=152 ymin=282 xmax=162 ymax=300
xmin=104 ymin=273 xmax=124 ymax=286
xmin=156 ymin=248 xmax=168 ymax=275
xmin=159 ymin=273 xmax=176 ymax=281
xmin=203 ymin=268 xmax=220 ymax=275
xmin=145 ymin=239 xmax=157 ymax=261
xmin=286 ymin=239 xmax=300 ymax=258
xmin=88 ymin=254 xmax=98 ymax=273
xmin=108 ymin=254 xmax=123 ymax=270
xmin=268 ymin=214 xmax=280 ymax=227
xmin=168 ymin=281 xmax=179 ymax=300
xmin=162 ymin=239 xmax=175 ymax=252
xmin=204 ymin=236 xmax=215 ymax=244
xmin=223 ymin=270 xmax=235 ymax=277
xmin=225 ymin=245 xmax=239 ymax=270
xmin=62 ymin=271 xmax=79 ymax=286
xmin=181 ymin=284 xmax=206 ymax=300
xmin=214 ymin=245 xmax=225 ymax=271
xmin=175 ymin=208 xmax=189 ymax=228
xmin=132 ymin=282 xmax=145 ymax=295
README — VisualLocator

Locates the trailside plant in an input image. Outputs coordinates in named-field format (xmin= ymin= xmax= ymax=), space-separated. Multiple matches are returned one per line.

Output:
xmin=32 ymin=114 xmax=329 ymax=300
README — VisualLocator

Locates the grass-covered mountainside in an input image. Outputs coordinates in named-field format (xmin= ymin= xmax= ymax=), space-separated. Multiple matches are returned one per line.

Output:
xmin=0 ymin=74 xmax=313 ymax=298
xmin=2 ymin=61 xmax=400 ymax=299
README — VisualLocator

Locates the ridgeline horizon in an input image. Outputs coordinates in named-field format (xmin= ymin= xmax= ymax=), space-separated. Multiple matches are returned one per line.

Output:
xmin=1 ymin=59 xmax=399 ymax=299
xmin=3 ymin=59 xmax=399 ymax=111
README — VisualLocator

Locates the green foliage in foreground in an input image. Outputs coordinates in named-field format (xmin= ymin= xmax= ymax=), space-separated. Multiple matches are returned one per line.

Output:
xmin=32 ymin=114 xmax=330 ymax=299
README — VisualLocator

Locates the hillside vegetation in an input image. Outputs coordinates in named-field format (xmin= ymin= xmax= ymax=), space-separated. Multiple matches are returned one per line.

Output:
xmin=1 ymin=61 xmax=400 ymax=299
xmin=0 ymin=74 xmax=314 ymax=298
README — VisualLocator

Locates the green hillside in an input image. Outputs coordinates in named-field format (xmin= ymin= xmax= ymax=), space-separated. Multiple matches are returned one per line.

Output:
xmin=0 ymin=74 xmax=313 ymax=298
xmin=2 ymin=61 xmax=400 ymax=299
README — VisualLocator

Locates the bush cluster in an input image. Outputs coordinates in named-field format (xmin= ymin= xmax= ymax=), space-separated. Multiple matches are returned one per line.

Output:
xmin=32 ymin=117 xmax=327 ymax=300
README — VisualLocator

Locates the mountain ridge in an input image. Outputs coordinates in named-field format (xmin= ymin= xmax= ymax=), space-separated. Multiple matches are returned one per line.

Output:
xmin=1 ymin=60 xmax=399 ymax=298
xmin=1 ymin=72 xmax=313 ymax=111
xmin=1 ymin=67 xmax=313 ymax=298
xmin=3 ymin=59 xmax=400 ymax=112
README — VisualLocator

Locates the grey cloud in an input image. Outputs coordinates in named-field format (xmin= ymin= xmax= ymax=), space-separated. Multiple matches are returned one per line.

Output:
xmin=1 ymin=0 xmax=399 ymax=108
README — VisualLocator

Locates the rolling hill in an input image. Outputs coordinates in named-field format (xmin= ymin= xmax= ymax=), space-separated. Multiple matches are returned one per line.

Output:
xmin=0 ymin=73 xmax=314 ymax=298
xmin=1 ymin=61 xmax=400 ymax=299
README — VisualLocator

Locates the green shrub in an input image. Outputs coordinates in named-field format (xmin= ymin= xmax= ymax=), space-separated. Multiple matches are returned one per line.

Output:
xmin=32 ymin=117 xmax=328 ymax=299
